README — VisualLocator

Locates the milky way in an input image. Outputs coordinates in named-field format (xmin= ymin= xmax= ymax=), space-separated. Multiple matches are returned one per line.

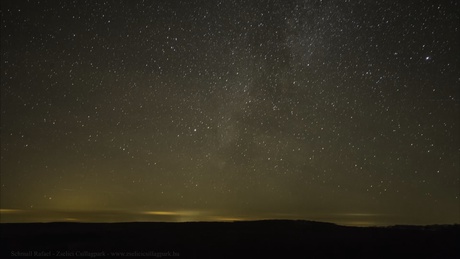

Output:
xmin=1 ymin=0 xmax=459 ymax=225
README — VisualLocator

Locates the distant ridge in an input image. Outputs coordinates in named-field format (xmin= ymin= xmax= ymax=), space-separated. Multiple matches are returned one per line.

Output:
xmin=1 ymin=220 xmax=459 ymax=258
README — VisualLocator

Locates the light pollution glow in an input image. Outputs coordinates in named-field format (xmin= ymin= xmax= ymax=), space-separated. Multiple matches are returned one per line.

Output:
xmin=0 ymin=208 xmax=403 ymax=227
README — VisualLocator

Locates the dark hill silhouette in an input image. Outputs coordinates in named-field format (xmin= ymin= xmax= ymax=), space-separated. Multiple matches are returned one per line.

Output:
xmin=1 ymin=220 xmax=459 ymax=258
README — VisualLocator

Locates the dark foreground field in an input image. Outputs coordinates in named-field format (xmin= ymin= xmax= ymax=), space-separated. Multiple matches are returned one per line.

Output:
xmin=1 ymin=220 xmax=459 ymax=258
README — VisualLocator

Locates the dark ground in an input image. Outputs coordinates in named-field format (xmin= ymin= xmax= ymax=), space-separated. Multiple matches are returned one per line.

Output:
xmin=1 ymin=220 xmax=459 ymax=258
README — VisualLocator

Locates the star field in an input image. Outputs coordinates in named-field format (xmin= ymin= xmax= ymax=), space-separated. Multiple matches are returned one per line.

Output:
xmin=1 ymin=0 xmax=459 ymax=225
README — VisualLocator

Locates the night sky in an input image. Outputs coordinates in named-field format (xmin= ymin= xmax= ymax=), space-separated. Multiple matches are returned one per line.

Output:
xmin=1 ymin=0 xmax=459 ymax=226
